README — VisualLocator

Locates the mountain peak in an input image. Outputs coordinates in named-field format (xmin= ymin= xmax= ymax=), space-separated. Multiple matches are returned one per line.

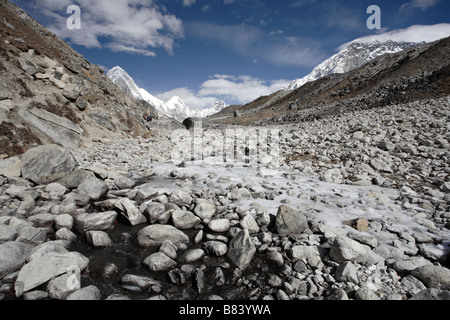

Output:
xmin=107 ymin=67 xmax=227 ymax=122
xmin=283 ymin=40 xmax=419 ymax=91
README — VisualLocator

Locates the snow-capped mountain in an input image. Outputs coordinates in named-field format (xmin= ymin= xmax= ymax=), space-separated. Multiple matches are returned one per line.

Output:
xmin=106 ymin=66 xmax=227 ymax=122
xmin=106 ymin=66 xmax=143 ymax=99
xmin=283 ymin=40 xmax=419 ymax=91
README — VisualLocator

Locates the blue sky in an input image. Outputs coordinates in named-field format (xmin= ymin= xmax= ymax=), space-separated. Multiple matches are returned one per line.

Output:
xmin=11 ymin=0 xmax=450 ymax=109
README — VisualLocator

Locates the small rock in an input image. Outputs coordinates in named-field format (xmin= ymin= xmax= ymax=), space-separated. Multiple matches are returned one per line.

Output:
xmin=137 ymin=225 xmax=189 ymax=248
xmin=208 ymin=218 xmax=231 ymax=233
xmin=86 ymin=230 xmax=112 ymax=247
xmin=227 ymin=228 xmax=256 ymax=271
xmin=143 ymin=252 xmax=177 ymax=272
xmin=203 ymin=241 xmax=228 ymax=256
xmin=171 ymin=210 xmax=201 ymax=230
xmin=66 ymin=285 xmax=101 ymax=300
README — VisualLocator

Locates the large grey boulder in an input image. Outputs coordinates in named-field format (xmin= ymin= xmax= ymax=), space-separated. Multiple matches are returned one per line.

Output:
xmin=227 ymin=228 xmax=256 ymax=271
xmin=137 ymin=225 xmax=189 ymax=248
xmin=411 ymin=265 xmax=450 ymax=290
xmin=15 ymin=251 xmax=89 ymax=297
xmin=409 ymin=288 xmax=450 ymax=300
xmin=21 ymin=144 xmax=78 ymax=183
xmin=275 ymin=205 xmax=308 ymax=236
xmin=0 ymin=241 xmax=32 ymax=279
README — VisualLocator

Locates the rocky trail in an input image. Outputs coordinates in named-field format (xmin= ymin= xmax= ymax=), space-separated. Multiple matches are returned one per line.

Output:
xmin=1 ymin=96 xmax=449 ymax=301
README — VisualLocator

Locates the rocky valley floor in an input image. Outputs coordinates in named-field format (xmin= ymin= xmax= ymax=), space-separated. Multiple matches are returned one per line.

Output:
xmin=0 ymin=97 xmax=449 ymax=301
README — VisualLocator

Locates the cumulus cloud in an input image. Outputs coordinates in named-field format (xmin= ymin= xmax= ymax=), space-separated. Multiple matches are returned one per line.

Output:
xmin=199 ymin=75 xmax=289 ymax=104
xmin=27 ymin=0 xmax=184 ymax=56
xmin=341 ymin=23 xmax=450 ymax=49
xmin=156 ymin=87 xmax=217 ymax=110
xmin=155 ymin=75 xmax=289 ymax=110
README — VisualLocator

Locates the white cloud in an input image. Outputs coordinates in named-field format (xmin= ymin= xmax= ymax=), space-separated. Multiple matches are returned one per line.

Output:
xmin=182 ymin=0 xmax=196 ymax=7
xmin=401 ymin=0 xmax=441 ymax=11
xmin=199 ymin=75 xmax=290 ymax=104
xmin=156 ymin=87 xmax=217 ymax=110
xmin=155 ymin=75 xmax=290 ymax=110
xmin=28 ymin=0 xmax=183 ymax=56
xmin=342 ymin=23 xmax=450 ymax=49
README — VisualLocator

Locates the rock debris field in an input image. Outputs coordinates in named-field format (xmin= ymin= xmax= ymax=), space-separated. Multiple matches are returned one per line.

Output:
xmin=0 ymin=97 xmax=449 ymax=301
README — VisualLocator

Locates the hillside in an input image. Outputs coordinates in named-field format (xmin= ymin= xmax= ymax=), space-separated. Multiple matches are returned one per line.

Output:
xmin=0 ymin=0 xmax=157 ymax=157
xmin=206 ymin=37 xmax=450 ymax=126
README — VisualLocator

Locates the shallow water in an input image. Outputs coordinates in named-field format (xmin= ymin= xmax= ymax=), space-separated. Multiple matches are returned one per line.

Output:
xmin=69 ymin=221 xmax=253 ymax=300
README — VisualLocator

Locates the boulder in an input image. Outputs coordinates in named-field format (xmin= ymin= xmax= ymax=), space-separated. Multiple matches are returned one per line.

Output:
xmin=77 ymin=177 xmax=109 ymax=201
xmin=74 ymin=211 xmax=118 ymax=233
xmin=329 ymin=236 xmax=384 ymax=266
xmin=409 ymin=288 xmax=450 ymax=300
xmin=0 ymin=241 xmax=32 ymax=279
xmin=86 ymin=231 xmax=112 ymax=247
xmin=144 ymin=202 xmax=167 ymax=224
xmin=203 ymin=241 xmax=228 ymax=257
xmin=143 ymin=252 xmax=177 ymax=272
xmin=411 ymin=265 xmax=450 ymax=290
xmin=0 ymin=156 xmax=21 ymax=177
xmin=275 ymin=205 xmax=308 ymax=236
xmin=21 ymin=144 xmax=78 ymax=183
xmin=114 ymin=198 xmax=147 ymax=226
xmin=121 ymin=274 xmax=161 ymax=291
xmin=47 ymin=273 xmax=77 ymax=300
xmin=240 ymin=215 xmax=259 ymax=234
xmin=182 ymin=118 xmax=201 ymax=130
xmin=137 ymin=225 xmax=189 ymax=248
xmin=134 ymin=183 xmax=159 ymax=203
xmin=15 ymin=251 xmax=89 ymax=297
xmin=208 ymin=219 xmax=231 ymax=233
xmin=227 ymin=228 xmax=256 ymax=271
xmin=171 ymin=210 xmax=201 ymax=230
xmin=0 ymin=224 xmax=17 ymax=243
xmin=170 ymin=189 xmax=193 ymax=207
xmin=229 ymin=187 xmax=252 ymax=200
xmin=66 ymin=285 xmax=101 ymax=300
xmin=194 ymin=199 xmax=216 ymax=220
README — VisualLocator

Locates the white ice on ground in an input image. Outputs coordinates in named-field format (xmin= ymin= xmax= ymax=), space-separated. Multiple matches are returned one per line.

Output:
xmin=149 ymin=156 xmax=450 ymax=244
